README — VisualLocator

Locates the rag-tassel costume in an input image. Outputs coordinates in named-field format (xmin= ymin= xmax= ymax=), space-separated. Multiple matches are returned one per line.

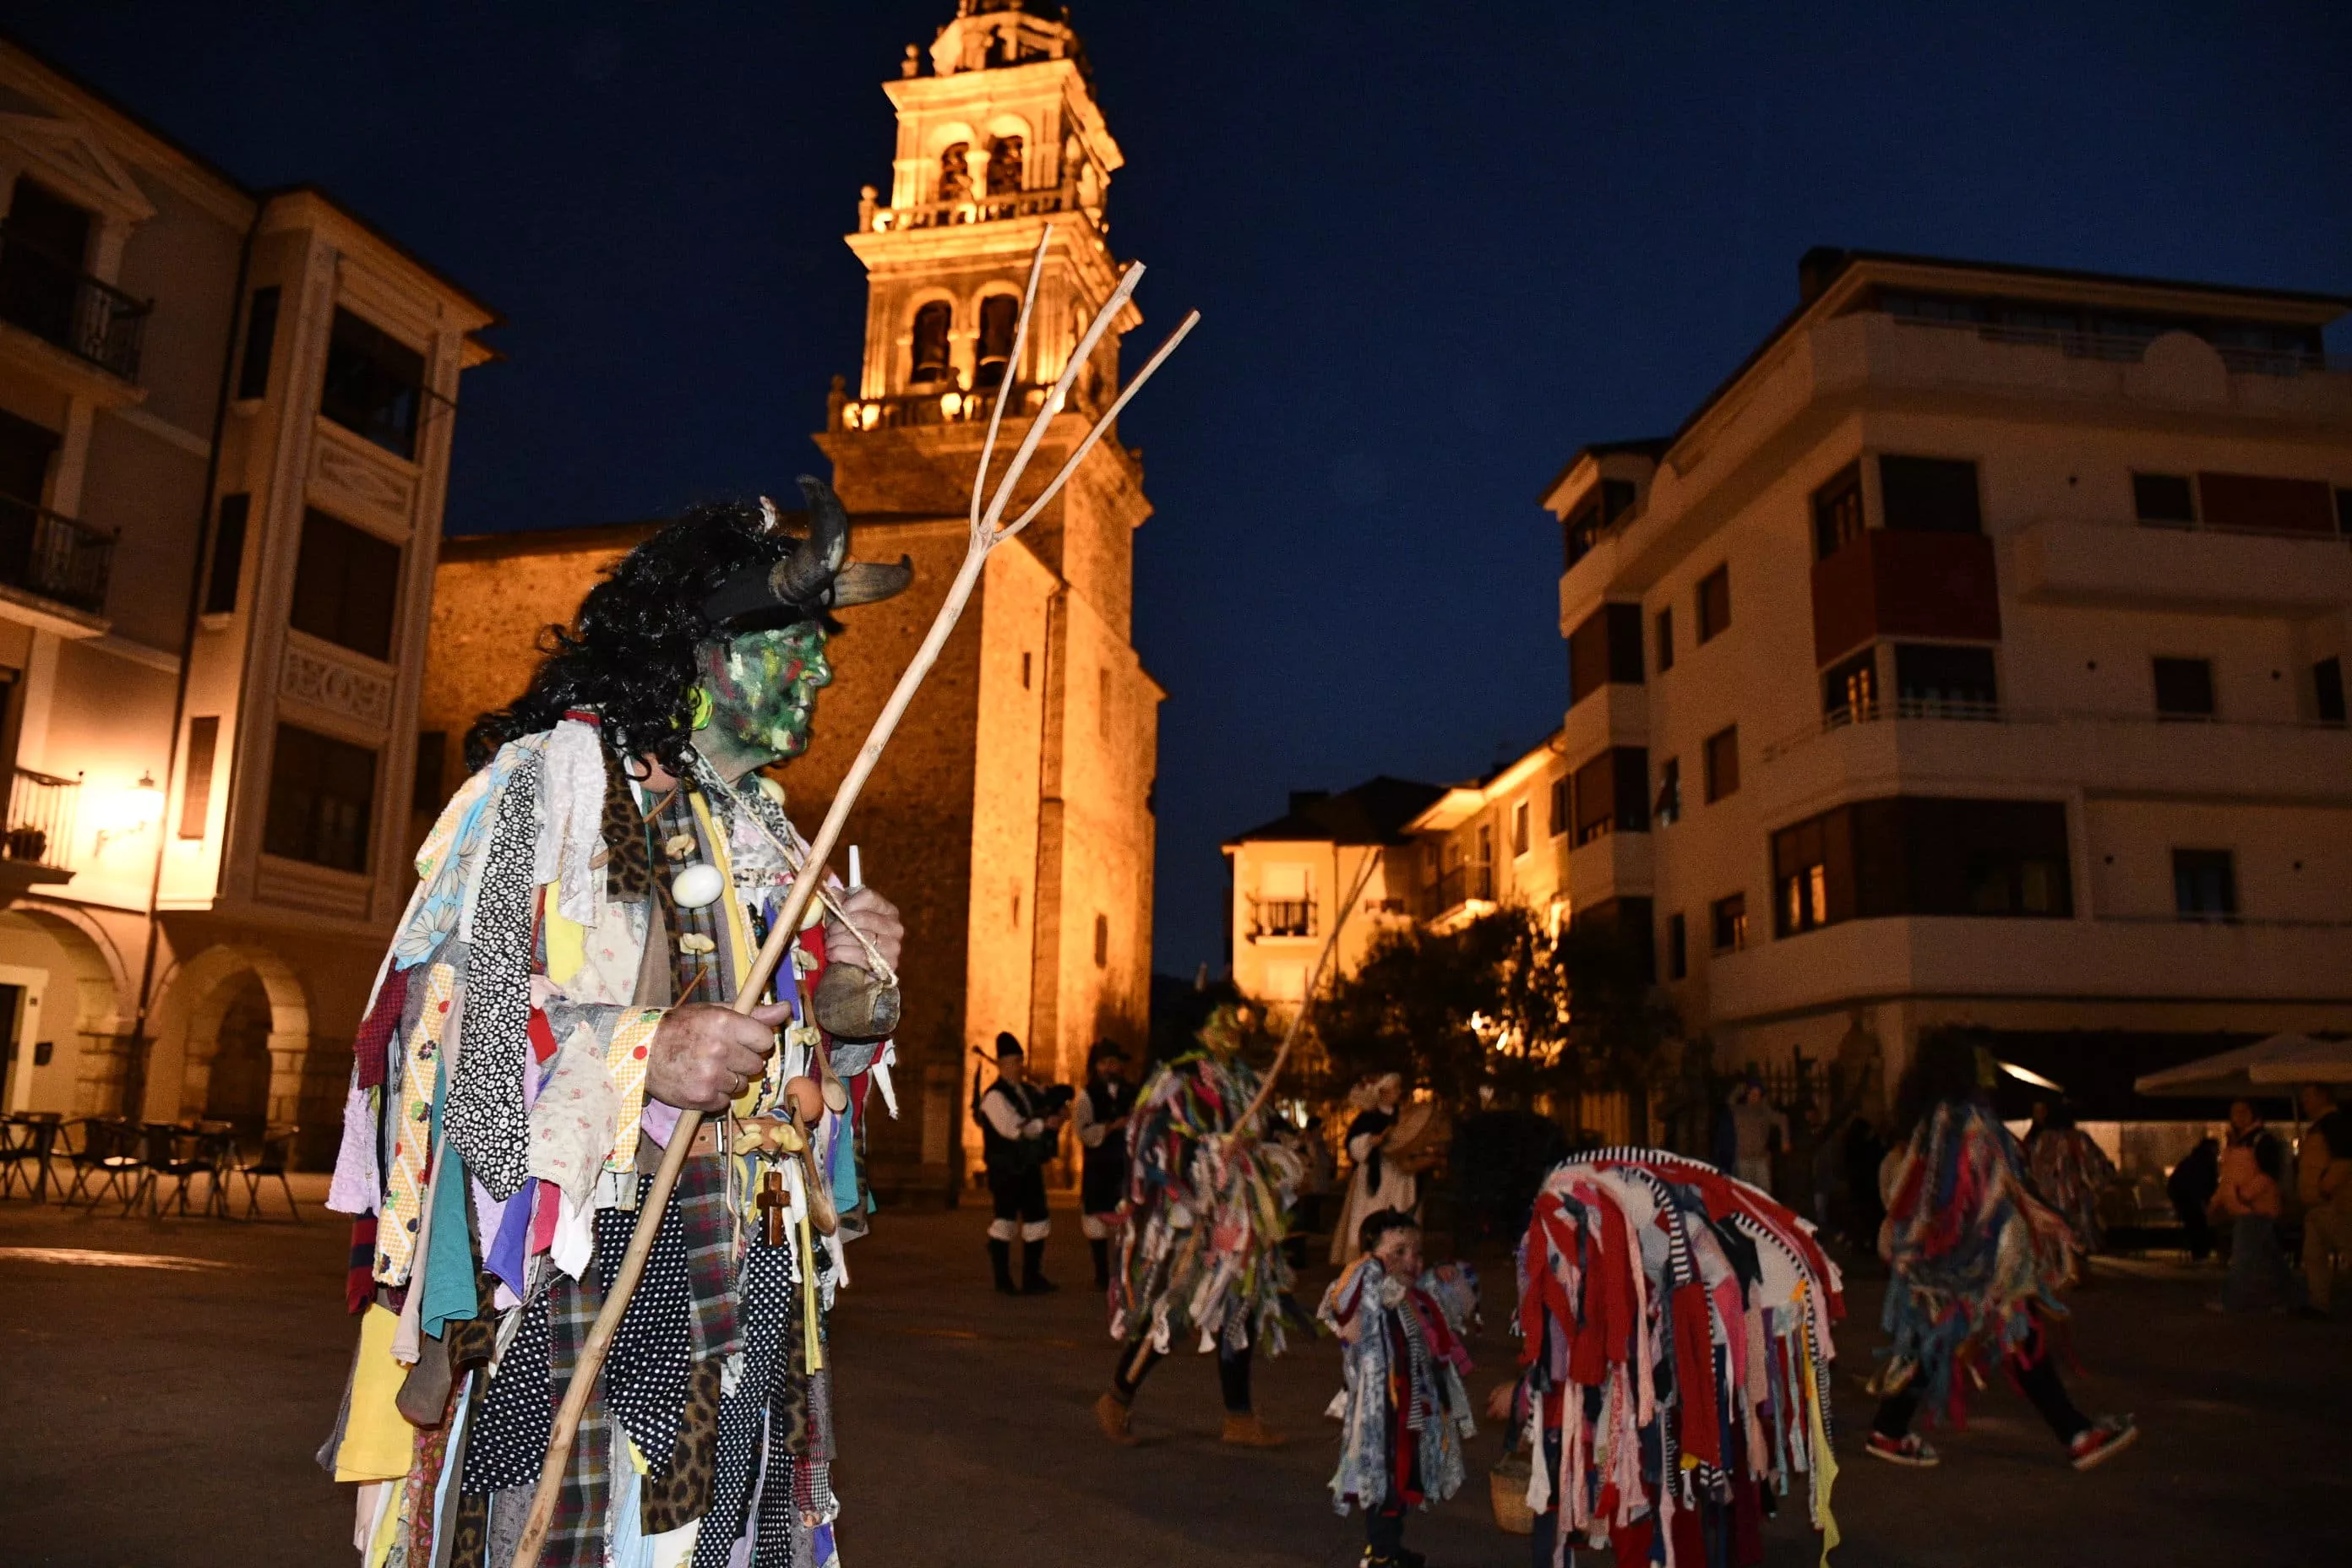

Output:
xmin=1105 ymin=1010 xmax=1301 ymax=1416
xmin=2024 ymin=1125 xmax=2118 ymax=1255
xmin=1330 ymin=1090 xmax=1418 ymax=1266
xmin=1879 ymin=1101 xmax=2076 ymax=1425
xmin=320 ymin=719 xmax=888 ymax=1568
xmin=1510 ymin=1148 xmax=1843 ymax=1568
xmin=1319 ymin=1256 xmax=1478 ymax=1555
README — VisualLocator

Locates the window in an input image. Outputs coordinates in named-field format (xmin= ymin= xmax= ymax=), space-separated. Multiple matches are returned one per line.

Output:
xmin=2132 ymin=472 xmax=2196 ymax=526
xmin=264 ymin=723 xmax=377 ymax=873
xmin=0 ymin=406 xmax=58 ymax=506
xmin=319 ymin=309 xmax=424 ymax=460
xmin=290 ymin=509 xmax=402 ymax=661
xmin=2317 ymin=657 xmax=2347 ymax=726
xmin=1895 ymin=644 xmax=1998 ymax=712
xmin=2153 ymin=656 xmax=2216 ymax=720
xmin=1093 ymin=912 xmax=1109 ymax=966
xmin=237 ymin=286 xmax=280 ymax=400
xmin=1475 ymin=825 xmax=1494 ymax=897
xmin=1696 ymin=565 xmax=1731 ymax=643
xmin=1812 ymin=461 xmax=1865 ymax=560
xmin=975 ymin=294 xmax=1018 ymax=388
xmin=1560 ymin=482 xmax=1636 ymax=571
xmin=178 ymin=716 xmax=220 ymax=839
xmin=987 ymin=134 xmax=1024 ymax=195
xmin=1653 ymin=756 xmax=1680 ymax=826
xmin=2173 ymin=849 xmax=2237 ymax=921
xmin=203 ymin=493 xmax=248 ymax=616
xmin=1547 ymin=775 xmax=1568 ymax=838
xmin=1879 ymin=455 xmax=1981 ymax=534
xmin=937 ymin=142 xmax=972 ymax=203
xmin=1710 ymin=894 xmax=1748 ymax=954
xmin=1654 ymin=607 xmax=1674 ymax=672
xmin=1702 ymin=726 xmax=1740 ymax=803
xmin=1567 ymin=602 xmax=1643 ymax=706
xmin=1511 ymin=798 xmax=1530 ymax=858
xmin=0 ymin=178 xmax=92 ymax=352
xmin=1666 ymin=912 xmax=1687 ymax=980
xmin=911 ymin=302 xmax=952 ymax=385
xmin=1573 ymin=747 xmax=1649 ymax=845
xmin=2197 ymin=472 xmax=2336 ymax=536
xmin=1821 ymin=649 xmax=1877 ymax=723
xmin=412 ymin=731 xmax=447 ymax=813
xmin=1771 ymin=796 xmax=2072 ymax=929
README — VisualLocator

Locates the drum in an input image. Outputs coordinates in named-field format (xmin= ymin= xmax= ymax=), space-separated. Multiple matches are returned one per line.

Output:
xmin=1384 ymin=1098 xmax=1452 ymax=1174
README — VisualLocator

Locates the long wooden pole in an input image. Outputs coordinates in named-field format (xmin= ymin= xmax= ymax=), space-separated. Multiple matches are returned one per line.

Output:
xmin=1236 ymin=847 xmax=1384 ymax=1135
xmin=509 ymin=231 xmax=1195 ymax=1565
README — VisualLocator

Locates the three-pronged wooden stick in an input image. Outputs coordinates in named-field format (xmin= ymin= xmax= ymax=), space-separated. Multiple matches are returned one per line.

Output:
xmin=510 ymin=228 xmax=1196 ymax=1566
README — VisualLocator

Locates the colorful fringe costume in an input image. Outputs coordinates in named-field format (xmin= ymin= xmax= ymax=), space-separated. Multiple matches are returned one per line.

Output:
xmin=2025 ymin=1126 xmax=2119 ymax=1255
xmin=1880 ymin=1101 xmax=2077 ymax=1424
xmin=1511 ymin=1149 xmax=1843 ymax=1568
xmin=320 ymin=721 xmax=885 ymax=1568
xmin=1108 ymin=1012 xmax=1302 ymax=1358
xmin=1320 ymin=1257 xmax=1479 ymax=1522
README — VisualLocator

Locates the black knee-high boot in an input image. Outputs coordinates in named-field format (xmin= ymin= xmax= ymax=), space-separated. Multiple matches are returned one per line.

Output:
xmin=1021 ymin=1237 xmax=1058 ymax=1294
xmin=1089 ymin=1238 xmax=1111 ymax=1289
xmin=988 ymin=1238 xmax=1016 ymax=1295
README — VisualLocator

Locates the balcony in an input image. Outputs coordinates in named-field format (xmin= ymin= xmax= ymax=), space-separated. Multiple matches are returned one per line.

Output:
xmin=1246 ymin=896 xmax=1316 ymax=941
xmin=1419 ymin=865 xmax=1495 ymax=928
xmin=858 ymin=181 xmax=1081 ymax=234
xmin=0 ymin=765 xmax=79 ymax=896
xmin=0 ymin=224 xmax=150 ymax=383
xmin=1810 ymin=527 xmax=2001 ymax=665
xmin=0 ymin=493 xmax=115 ymax=620
xmin=2012 ymin=514 xmax=2352 ymax=615
xmin=1759 ymin=700 xmax=2352 ymax=812
xmin=832 ymin=381 xmax=1074 ymax=435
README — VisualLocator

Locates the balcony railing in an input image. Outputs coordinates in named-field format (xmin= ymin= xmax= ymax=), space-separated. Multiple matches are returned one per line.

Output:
xmin=1885 ymin=309 xmax=2348 ymax=378
xmin=1419 ymin=865 xmax=1495 ymax=922
xmin=1247 ymin=897 xmax=1315 ymax=940
xmin=3 ymin=766 xmax=80 ymax=869
xmin=1767 ymin=697 xmax=2346 ymax=762
xmin=859 ymin=181 xmax=1081 ymax=234
xmin=0 ymin=224 xmax=150 ymax=382
xmin=0 ymin=493 xmax=116 ymax=617
xmin=832 ymin=381 xmax=1054 ymax=434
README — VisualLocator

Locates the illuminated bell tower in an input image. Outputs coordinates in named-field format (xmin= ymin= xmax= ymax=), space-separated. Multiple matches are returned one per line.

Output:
xmin=811 ymin=0 xmax=1160 ymax=1192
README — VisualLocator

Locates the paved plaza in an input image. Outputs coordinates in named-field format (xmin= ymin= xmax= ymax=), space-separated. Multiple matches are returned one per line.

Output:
xmin=3 ymin=1184 xmax=2348 ymax=1566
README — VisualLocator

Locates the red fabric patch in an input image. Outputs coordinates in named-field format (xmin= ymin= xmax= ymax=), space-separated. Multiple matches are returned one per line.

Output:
xmin=528 ymin=1009 xmax=560 ymax=1064
xmin=351 ymin=967 xmax=410 ymax=1092
xmin=346 ymin=1216 xmax=378 ymax=1315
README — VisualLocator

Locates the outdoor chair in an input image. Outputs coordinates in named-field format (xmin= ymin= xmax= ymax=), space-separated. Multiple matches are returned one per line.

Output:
xmin=233 ymin=1123 xmax=302 ymax=1221
xmin=62 ymin=1118 xmax=144 ymax=1208
xmin=122 ymin=1122 xmax=223 ymax=1218
xmin=0 ymin=1112 xmax=62 ymax=1200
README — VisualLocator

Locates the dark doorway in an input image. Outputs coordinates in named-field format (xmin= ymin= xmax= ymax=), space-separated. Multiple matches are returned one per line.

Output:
xmin=204 ymin=974 xmax=274 ymax=1138
xmin=0 ymin=983 xmax=20 ymax=1111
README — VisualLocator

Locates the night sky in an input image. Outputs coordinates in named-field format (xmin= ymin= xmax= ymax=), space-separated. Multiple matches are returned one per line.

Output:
xmin=18 ymin=3 xmax=2350 ymax=972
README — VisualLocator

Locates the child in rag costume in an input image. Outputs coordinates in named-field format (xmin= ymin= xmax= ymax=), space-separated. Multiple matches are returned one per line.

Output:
xmin=1320 ymin=1210 xmax=1478 ymax=1568
xmin=319 ymin=482 xmax=912 ymax=1568
xmin=2023 ymin=1103 xmax=2119 ymax=1255
xmin=1094 ymin=1004 xmax=1298 ymax=1448
xmin=1869 ymin=1030 xmax=2137 ymax=1472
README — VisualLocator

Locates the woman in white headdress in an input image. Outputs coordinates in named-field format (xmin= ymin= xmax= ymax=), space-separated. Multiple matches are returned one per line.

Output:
xmin=1329 ymin=1072 xmax=1418 ymax=1264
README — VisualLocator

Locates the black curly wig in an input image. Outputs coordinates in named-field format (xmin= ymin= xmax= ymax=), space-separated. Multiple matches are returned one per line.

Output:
xmin=465 ymin=499 xmax=791 ymax=776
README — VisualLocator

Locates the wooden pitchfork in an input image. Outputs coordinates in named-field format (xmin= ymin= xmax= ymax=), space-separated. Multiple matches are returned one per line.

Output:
xmin=509 ymin=229 xmax=1197 ymax=1565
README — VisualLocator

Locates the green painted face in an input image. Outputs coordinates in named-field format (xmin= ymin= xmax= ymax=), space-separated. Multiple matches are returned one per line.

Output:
xmin=696 ymin=623 xmax=833 ymax=760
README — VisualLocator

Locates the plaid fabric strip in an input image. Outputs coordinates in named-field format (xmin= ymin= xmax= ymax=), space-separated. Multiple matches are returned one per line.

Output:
xmin=677 ymin=1152 xmax=743 ymax=1360
xmin=353 ymin=966 xmax=410 ymax=1092
xmin=544 ymin=1260 xmax=611 ymax=1568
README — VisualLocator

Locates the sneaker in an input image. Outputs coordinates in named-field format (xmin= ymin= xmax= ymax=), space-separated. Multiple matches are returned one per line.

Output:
xmin=1865 ymin=1431 xmax=1941 ymax=1467
xmin=2068 ymin=1418 xmax=2138 ymax=1472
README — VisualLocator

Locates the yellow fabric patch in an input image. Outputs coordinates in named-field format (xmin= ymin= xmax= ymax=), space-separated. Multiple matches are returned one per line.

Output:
xmin=545 ymin=879 xmax=586 ymax=988
xmin=335 ymin=1304 xmax=418 ymax=1484
xmin=604 ymin=1008 xmax=662 ymax=1173
xmin=376 ymin=962 xmax=455 ymax=1283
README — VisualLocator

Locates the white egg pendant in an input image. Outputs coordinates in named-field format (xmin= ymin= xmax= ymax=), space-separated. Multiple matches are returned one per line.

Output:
xmin=671 ymin=861 xmax=726 ymax=910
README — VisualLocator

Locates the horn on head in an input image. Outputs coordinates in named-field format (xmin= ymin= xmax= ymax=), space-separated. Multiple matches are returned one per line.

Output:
xmin=768 ymin=475 xmax=849 ymax=607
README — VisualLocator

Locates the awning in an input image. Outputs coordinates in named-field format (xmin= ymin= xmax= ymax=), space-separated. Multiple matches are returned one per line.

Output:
xmin=2133 ymin=1032 xmax=2352 ymax=1099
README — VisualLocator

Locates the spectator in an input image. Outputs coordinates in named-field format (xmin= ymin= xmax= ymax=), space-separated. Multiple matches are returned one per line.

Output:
xmin=1726 ymin=1078 xmax=1788 ymax=1192
xmin=2167 ymin=1135 xmax=2220 ymax=1261
xmin=2295 ymin=1084 xmax=2352 ymax=1320
xmin=1843 ymin=1114 xmax=1889 ymax=1253
xmin=2208 ymin=1100 xmax=2298 ymax=1314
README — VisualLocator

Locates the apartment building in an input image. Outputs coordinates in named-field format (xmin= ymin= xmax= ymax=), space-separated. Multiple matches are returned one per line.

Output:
xmin=1224 ymin=777 xmax=1442 ymax=1010
xmin=1544 ymin=247 xmax=2352 ymax=1103
xmin=0 ymin=40 xmax=495 ymax=1159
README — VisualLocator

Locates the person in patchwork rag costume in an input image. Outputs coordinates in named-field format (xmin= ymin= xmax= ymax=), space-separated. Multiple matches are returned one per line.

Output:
xmin=320 ymin=477 xmax=912 ymax=1568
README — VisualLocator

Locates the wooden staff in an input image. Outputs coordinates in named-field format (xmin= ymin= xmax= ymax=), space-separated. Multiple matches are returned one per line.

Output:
xmin=510 ymin=230 xmax=1197 ymax=1566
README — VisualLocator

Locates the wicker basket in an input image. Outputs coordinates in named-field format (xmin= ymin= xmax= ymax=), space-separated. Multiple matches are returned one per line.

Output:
xmin=1489 ymin=1452 xmax=1533 ymax=1535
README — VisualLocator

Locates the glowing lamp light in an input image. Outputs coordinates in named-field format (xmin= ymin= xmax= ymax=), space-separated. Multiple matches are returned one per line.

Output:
xmin=93 ymin=770 xmax=164 ymax=856
xmin=940 ymin=390 xmax=963 ymax=418
xmin=858 ymin=403 xmax=880 ymax=431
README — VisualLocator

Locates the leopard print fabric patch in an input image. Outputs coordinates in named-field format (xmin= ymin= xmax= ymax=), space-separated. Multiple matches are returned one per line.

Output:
xmin=639 ymin=1355 xmax=723 ymax=1534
